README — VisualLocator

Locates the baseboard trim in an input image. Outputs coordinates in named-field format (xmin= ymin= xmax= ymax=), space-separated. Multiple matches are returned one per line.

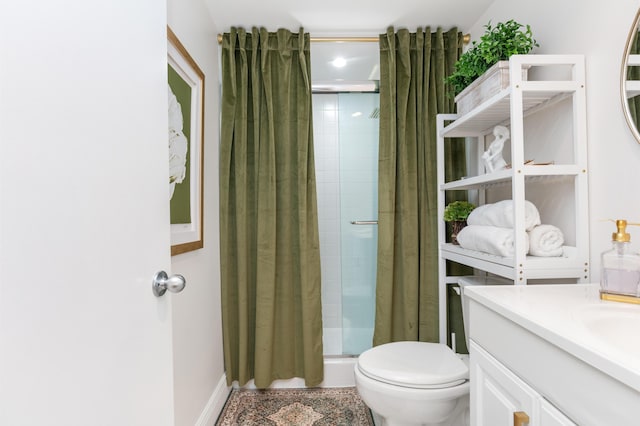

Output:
xmin=195 ymin=373 xmax=231 ymax=426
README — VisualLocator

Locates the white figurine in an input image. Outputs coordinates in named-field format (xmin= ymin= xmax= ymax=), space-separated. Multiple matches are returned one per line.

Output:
xmin=482 ymin=125 xmax=509 ymax=172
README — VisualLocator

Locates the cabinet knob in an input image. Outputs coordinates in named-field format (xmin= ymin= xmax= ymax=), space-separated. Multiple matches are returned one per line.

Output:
xmin=513 ymin=411 xmax=530 ymax=426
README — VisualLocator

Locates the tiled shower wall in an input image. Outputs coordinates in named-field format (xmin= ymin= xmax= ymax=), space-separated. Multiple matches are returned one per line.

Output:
xmin=313 ymin=94 xmax=343 ymax=355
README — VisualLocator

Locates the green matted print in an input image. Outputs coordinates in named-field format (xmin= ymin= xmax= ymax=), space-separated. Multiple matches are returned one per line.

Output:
xmin=168 ymin=64 xmax=191 ymax=224
xmin=167 ymin=26 xmax=204 ymax=256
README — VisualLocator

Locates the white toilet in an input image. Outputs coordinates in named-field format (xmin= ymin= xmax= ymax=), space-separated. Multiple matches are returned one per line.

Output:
xmin=355 ymin=280 xmax=477 ymax=426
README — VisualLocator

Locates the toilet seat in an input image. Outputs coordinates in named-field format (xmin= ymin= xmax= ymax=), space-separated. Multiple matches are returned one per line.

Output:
xmin=357 ymin=341 xmax=468 ymax=389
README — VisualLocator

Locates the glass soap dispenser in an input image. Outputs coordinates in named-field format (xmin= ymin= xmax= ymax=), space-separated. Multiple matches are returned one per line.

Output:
xmin=600 ymin=219 xmax=640 ymax=302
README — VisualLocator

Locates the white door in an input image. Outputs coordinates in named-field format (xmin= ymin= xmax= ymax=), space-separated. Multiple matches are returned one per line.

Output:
xmin=0 ymin=1 xmax=176 ymax=425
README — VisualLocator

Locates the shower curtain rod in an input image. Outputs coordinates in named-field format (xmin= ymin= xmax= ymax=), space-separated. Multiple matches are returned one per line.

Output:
xmin=216 ymin=33 xmax=470 ymax=45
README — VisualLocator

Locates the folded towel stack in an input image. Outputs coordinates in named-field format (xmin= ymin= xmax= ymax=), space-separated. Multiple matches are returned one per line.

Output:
xmin=456 ymin=200 xmax=564 ymax=258
xmin=528 ymin=224 xmax=564 ymax=257
xmin=456 ymin=225 xmax=529 ymax=257
xmin=466 ymin=200 xmax=541 ymax=231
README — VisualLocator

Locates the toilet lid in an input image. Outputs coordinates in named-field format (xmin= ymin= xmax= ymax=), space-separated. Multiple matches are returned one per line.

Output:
xmin=357 ymin=341 xmax=468 ymax=389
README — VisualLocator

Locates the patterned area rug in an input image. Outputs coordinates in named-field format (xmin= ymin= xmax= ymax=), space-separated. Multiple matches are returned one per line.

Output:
xmin=216 ymin=387 xmax=374 ymax=426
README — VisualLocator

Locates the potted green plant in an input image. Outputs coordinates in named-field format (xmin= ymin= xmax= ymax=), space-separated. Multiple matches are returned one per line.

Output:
xmin=446 ymin=20 xmax=539 ymax=114
xmin=443 ymin=201 xmax=476 ymax=245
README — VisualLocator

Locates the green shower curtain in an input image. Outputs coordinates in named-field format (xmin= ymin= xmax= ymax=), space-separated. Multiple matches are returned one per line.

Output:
xmin=219 ymin=27 xmax=323 ymax=388
xmin=373 ymin=27 xmax=466 ymax=345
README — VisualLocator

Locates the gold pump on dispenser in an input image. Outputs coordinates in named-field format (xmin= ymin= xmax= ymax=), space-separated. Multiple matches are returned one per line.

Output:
xmin=600 ymin=219 xmax=640 ymax=304
xmin=612 ymin=219 xmax=632 ymax=242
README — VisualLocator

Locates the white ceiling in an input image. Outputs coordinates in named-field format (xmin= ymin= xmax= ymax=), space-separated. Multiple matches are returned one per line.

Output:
xmin=207 ymin=0 xmax=493 ymax=35
xmin=207 ymin=0 xmax=494 ymax=90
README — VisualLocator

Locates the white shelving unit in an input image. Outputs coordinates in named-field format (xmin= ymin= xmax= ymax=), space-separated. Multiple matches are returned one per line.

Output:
xmin=436 ymin=55 xmax=590 ymax=343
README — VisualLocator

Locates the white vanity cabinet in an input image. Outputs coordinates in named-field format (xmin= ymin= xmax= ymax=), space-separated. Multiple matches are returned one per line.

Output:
xmin=539 ymin=399 xmax=576 ymax=426
xmin=465 ymin=284 xmax=640 ymax=426
xmin=436 ymin=55 xmax=590 ymax=343
xmin=470 ymin=341 xmax=576 ymax=426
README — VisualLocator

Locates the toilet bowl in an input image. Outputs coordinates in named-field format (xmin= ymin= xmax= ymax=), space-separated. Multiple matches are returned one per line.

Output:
xmin=355 ymin=341 xmax=469 ymax=426
xmin=355 ymin=279 xmax=482 ymax=426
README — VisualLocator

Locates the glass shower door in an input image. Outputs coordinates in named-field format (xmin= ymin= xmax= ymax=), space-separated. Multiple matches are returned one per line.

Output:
xmin=338 ymin=93 xmax=379 ymax=355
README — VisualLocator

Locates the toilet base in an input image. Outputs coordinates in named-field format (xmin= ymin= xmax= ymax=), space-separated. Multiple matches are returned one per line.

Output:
xmin=369 ymin=396 xmax=469 ymax=426
xmin=355 ymin=365 xmax=469 ymax=426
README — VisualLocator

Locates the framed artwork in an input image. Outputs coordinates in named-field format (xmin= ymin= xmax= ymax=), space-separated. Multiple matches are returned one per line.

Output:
xmin=167 ymin=26 xmax=204 ymax=256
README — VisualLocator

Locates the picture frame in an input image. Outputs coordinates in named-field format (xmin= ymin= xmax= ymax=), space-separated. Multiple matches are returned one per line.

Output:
xmin=167 ymin=26 xmax=204 ymax=256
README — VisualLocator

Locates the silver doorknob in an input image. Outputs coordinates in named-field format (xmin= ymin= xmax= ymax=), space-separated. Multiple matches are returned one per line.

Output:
xmin=152 ymin=271 xmax=186 ymax=297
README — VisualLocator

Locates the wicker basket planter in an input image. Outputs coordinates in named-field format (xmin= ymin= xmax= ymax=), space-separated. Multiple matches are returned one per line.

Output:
xmin=450 ymin=220 xmax=467 ymax=245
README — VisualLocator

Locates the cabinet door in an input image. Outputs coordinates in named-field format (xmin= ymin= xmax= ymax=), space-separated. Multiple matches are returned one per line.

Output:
xmin=540 ymin=399 xmax=577 ymax=426
xmin=470 ymin=341 xmax=537 ymax=426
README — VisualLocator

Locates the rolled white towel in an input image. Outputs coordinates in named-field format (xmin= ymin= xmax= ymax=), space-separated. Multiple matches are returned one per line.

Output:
xmin=528 ymin=224 xmax=564 ymax=257
xmin=456 ymin=225 xmax=529 ymax=258
xmin=466 ymin=200 xmax=541 ymax=231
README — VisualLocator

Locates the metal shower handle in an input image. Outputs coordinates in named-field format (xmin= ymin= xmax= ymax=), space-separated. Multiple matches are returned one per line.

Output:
xmin=350 ymin=220 xmax=378 ymax=225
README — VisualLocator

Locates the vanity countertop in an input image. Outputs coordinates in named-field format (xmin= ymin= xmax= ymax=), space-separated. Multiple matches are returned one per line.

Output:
xmin=464 ymin=283 xmax=640 ymax=392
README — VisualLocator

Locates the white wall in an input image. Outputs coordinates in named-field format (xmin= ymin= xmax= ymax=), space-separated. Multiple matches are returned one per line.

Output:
xmin=167 ymin=1 xmax=227 ymax=425
xmin=468 ymin=0 xmax=640 ymax=279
